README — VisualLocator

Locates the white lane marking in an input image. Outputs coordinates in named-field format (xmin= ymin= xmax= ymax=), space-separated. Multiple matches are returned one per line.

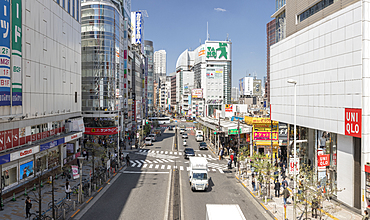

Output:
xmin=149 ymin=164 xmax=153 ymax=169
xmin=143 ymin=164 xmax=148 ymax=168
xmin=155 ymin=164 xmax=159 ymax=169
xmin=161 ymin=165 xmax=165 ymax=169
xmin=174 ymin=152 xmax=178 ymax=155
xmin=140 ymin=160 xmax=146 ymax=164
xmin=161 ymin=159 xmax=169 ymax=163
xmin=153 ymin=160 xmax=158 ymax=163
xmin=187 ymin=167 xmax=190 ymax=171
xmin=146 ymin=160 xmax=152 ymax=163
xmin=179 ymin=152 xmax=182 ymax=155
xmin=168 ymin=159 xmax=174 ymax=162
xmin=212 ymin=169 xmax=216 ymax=172
xmin=156 ymin=151 xmax=160 ymax=154
xmin=167 ymin=165 xmax=171 ymax=169
xmin=170 ymin=152 xmax=173 ymax=154
xmin=180 ymin=166 xmax=184 ymax=171
xmin=218 ymin=169 xmax=224 ymax=173
xmin=165 ymin=151 xmax=168 ymax=154
xmin=160 ymin=151 xmax=164 ymax=154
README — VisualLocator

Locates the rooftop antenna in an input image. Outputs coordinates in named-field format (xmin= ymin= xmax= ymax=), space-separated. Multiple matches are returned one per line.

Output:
xmin=207 ymin=22 xmax=210 ymax=41
xmin=226 ymin=33 xmax=229 ymax=41
xmin=199 ymin=38 xmax=201 ymax=45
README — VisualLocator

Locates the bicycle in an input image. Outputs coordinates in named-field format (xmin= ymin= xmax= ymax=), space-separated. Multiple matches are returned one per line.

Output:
xmin=28 ymin=211 xmax=52 ymax=220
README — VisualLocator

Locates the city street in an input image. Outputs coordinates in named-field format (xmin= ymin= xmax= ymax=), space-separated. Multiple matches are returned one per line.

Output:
xmin=72 ymin=122 xmax=272 ymax=220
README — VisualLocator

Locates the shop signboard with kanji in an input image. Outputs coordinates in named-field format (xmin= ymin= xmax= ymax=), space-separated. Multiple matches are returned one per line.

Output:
xmin=253 ymin=119 xmax=279 ymax=142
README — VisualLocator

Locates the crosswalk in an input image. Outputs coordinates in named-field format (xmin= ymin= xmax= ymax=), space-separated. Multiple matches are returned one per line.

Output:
xmin=137 ymin=149 xmax=217 ymax=160
xmin=128 ymin=160 xmax=227 ymax=173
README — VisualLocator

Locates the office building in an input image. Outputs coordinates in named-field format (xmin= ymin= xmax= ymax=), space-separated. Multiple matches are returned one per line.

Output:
xmin=154 ymin=50 xmax=166 ymax=82
xmin=144 ymin=40 xmax=154 ymax=116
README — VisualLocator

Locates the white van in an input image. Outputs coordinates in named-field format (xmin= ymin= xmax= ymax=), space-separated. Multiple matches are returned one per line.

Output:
xmin=189 ymin=157 xmax=208 ymax=191
xmin=206 ymin=204 xmax=246 ymax=220
xmin=145 ymin=137 xmax=152 ymax=146
xmin=195 ymin=134 xmax=203 ymax=142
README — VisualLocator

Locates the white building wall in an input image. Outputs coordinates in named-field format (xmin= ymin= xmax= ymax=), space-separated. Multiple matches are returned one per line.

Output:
xmin=23 ymin=0 xmax=81 ymax=118
xmin=270 ymin=1 xmax=362 ymax=134
xmin=337 ymin=134 xmax=354 ymax=207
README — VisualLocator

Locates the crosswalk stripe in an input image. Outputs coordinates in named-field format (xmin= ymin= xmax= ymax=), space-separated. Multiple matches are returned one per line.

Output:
xmin=160 ymin=151 xmax=164 ymax=154
xmin=207 ymin=169 xmax=210 ymax=171
xmin=131 ymin=161 xmax=136 ymax=167
xmin=146 ymin=160 xmax=152 ymax=163
xmin=170 ymin=152 xmax=173 ymax=154
xmin=148 ymin=150 xmax=152 ymax=153
xmin=156 ymin=159 xmax=164 ymax=163
xmin=174 ymin=166 xmax=177 ymax=169
xmin=139 ymin=150 xmax=143 ymax=152
xmin=174 ymin=152 xmax=178 ymax=155
xmin=161 ymin=165 xmax=165 ymax=169
xmin=153 ymin=160 xmax=158 ymax=163
xmin=135 ymin=160 xmax=142 ymax=167
xmin=212 ymin=169 xmax=216 ymax=171
xmin=143 ymin=164 xmax=148 ymax=168
xmin=161 ymin=159 xmax=169 ymax=163
xmin=165 ymin=151 xmax=168 ymax=154
xmin=155 ymin=165 xmax=159 ymax=169
xmin=208 ymin=155 xmax=212 ymax=158
xmin=167 ymin=165 xmax=171 ymax=169
xmin=179 ymin=152 xmax=182 ymax=155
xmin=187 ymin=167 xmax=190 ymax=171
xmin=218 ymin=169 xmax=224 ymax=173
xmin=140 ymin=160 xmax=146 ymax=163
xmin=149 ymin=164 xmax=153 ymax=169
xmin=156 ymin=151 xmax=160 ymax=154
xmin=168 ymin=159 xmax=174 ymax=162
xmin=180 ymin=166 xmax=184 ymax=170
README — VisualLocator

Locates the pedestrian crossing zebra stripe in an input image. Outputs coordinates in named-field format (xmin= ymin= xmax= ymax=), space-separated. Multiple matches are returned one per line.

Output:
xmin=165 ymin=151 xmax=168 ymax=154
xmin=161 ymin=165 xmax=165 ymax=169
xmin=167 ymin=165 xmax=171 ymax=169
xmin=153 ymin=160 xmax=158 ymax=163
xmin=218 ymin=169 xmax=224 ymax=173
xmin=155 ymin=165 xmax=159 ymax=169
xmin=180 ymin=166 xmax=184 ymax=170
xmin=149 ymin=164 xmax=153 ymax=168
xmin=143 ymin=164 xmax=148 ymax=168
xmin=167 ymin=159 xmax=174 ymax=162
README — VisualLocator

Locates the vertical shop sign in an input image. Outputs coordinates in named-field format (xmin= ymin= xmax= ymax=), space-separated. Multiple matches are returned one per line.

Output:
xmin=11 ymin=0 xmax=21 ymax=105
xmin=289 ymin=157 xmax=299 ymax=175
xmin=72 ymin=165 xmax=79 ymax=179
xmin=345 ymin=108 xmax=361 ymax=138
xmin=0 ymin=0 xmax=11 ymax=106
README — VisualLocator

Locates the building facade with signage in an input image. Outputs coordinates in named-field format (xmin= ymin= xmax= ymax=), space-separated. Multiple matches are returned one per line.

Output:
xmin=176 ymin=40 xmax=232 ymax=117
xmin=81 ymin=0 xmax=128 ymax=144
xmin=144 ymin=40 xmax=154 ymax=116
xmin=270 ymin=0 xmax=369 ymax=210
xmin=0 ymin=0 xmax=84 ymax=195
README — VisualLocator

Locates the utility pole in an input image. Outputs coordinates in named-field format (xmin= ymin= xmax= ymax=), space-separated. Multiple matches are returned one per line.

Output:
xmin=38 ymin=159 xmax=42 ymax=220
xmin=51 ymin=174 xmax=55 ymax=220
xmin=237 ymin=120 xmax=240 ymax=172
xmin=271 ymin=120 xmax=273 ymax=164
xmin=218 ymin=114 xmax=221 ymax=153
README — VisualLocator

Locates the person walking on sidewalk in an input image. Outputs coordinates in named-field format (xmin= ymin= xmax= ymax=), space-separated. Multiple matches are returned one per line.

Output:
xmin=274 ymin=179 xmax=281 ymax=197
xmin=282 ymin=177 xmax=288 ymax=189
xmin=233 ymin=152 xmax=237 ymax=168
xmin=252 ymin=174 xmax=257 ymax=191
xmin=363 ymin=210 xmax=369 ymax=220
xmin=65 ymin=181 xmax=72 ymax=201
xmin=230 ymin=154 xmax=234 ymax=168
xmin=282 ymin=187 xmax=290 ymax=205
xmin=25 ymin=196 xmax=32 ymax=218
xmin=312 ymin=196 xmax=319 ymax=219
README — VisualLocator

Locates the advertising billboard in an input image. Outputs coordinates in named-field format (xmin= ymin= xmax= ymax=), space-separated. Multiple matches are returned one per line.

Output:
xmin=0 ymin=0 xmax=11 ymax=106
xmin=192 ymin=89 xmax=203 ymax=99
xmin=239 ymin=78 xmax=244 ymax=96
xmin=206 ymin=68 xmax=223 ymax=79
xmin=20 ymin=160 xmax=33 ymax=180
xmin=345 ymin=108 xmax=361 ymax=138
xmin=135 ymin=12 xmax=142 ymax=44
xmin=205 ymin=41 xmax=231 ymax=61
xmin=225 ymin=104 xmax=233 ymax=112
xmin=12 ymin=0 xmax=22 ymax=106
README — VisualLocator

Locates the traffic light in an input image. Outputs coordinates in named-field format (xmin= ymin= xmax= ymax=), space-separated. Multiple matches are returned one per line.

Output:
xmin=214 ymin=132 xmax=217 ymax=135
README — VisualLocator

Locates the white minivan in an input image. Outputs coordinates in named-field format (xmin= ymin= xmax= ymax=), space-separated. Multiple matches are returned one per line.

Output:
xmin=145 ymin=137 xmax=152 ymax=146
xmin=195 ymin=134 xmax=203 ymax=142
xmin=189 ymin=157 xmax=208 ymax=191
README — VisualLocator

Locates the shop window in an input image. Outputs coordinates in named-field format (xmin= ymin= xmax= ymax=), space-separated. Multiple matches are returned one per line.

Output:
xmin=42 ymin=123 xmax=48 ymax=132
xmin=1 ymin=166 xmax=17 ymax=188
xmin=20 ymin=160 xmax=34 ymax=181
xmin=48 ymin=148 xmax=60 ymax=168
xmin=36 ymin=154 xmax=48 ymax=173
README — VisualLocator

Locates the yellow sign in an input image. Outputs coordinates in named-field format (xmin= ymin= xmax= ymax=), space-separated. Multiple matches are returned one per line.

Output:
xmin=244 ymin=116 xmax=253 ymax=125
xmin=252 ymin=117 xmax=278 ymax=124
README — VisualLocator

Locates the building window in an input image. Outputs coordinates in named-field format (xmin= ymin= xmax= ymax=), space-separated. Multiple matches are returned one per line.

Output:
xmin=72 ymin=0 xmax=75 ymax=17
xmin=298 ymin=0 xmax=334 ymax=22
xmin=67 ymin=0 xmax=70 ymax=13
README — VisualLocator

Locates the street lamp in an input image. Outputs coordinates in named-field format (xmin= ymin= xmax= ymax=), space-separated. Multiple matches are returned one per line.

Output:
xmin=287 ymin=79 xmax=297 ymax=220
xmin=77 ymin=157 xmax=85 ymax=204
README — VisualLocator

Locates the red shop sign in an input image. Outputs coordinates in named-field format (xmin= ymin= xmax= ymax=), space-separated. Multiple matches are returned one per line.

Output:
xmin=318 ymin=154 xmax=330 ymax=167
xmin=84 ymin=127 xmax=118 ymax=135
xmin=345 ymin=108 xmax=362 ymax=138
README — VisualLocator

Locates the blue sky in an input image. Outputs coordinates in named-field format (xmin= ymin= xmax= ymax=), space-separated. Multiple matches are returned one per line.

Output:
xmin=131 ymin=0 xmax=276 ymax=87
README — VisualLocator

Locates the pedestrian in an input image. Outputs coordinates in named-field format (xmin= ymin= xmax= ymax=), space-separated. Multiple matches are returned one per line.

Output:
xmin=230 ymin=153 xmax=234 ymax=167
xmin=282 ymin=177 xmax=288 ymax=189
xmin=218 ymin=149 xmax=222 ymax=161
xmin=86 ymin=150 xmax=89 ymax=161
xmin=312 ymin=196 xmax=319 ymax=219
xmin=220 ymin=148 xmax=224 ymax=160
xmin=228 ymin=158 xmax=232 ymax=169
xmin=83 ymin=150 xmax=87 ymax=160
xmin=274 ymin=179 xmax=281 ymax=197
xmin=252 ymin=174 xmax=256 ymax=191
xmin=363 ymin=210 xmax=369 ymax=220
xmin=233 ymin=152 xmax=237 ymax=168
xmin=65 ymin=181 xmax=71 ymax=201
xmin=25 ymin=196 xmax=32 ymax=218
xmin=282 ymin=187 xmax=290 ymax=205
xmin=126 ymin=154 xmax=130 ymax=166
xmin=281 ymin=164 xmax=286 ymax=178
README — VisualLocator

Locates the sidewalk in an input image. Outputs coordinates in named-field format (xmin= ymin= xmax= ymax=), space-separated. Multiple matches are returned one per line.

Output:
xmin=205 ymin=139 xmax=362 ymax=220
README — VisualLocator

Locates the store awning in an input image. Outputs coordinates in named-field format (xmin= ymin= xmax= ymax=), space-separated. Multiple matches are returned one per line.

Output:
xmin=255 ymin=141 xmax=279 ymax=146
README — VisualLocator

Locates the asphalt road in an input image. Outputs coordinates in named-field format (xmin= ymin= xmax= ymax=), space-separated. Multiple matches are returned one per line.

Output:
xmin=74 ymin=121 xmax=272 ymax=220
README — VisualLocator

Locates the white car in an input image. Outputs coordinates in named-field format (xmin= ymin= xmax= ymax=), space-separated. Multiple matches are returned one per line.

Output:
xmin=145 ymin=137 xmax=152 ymax=146
xmin=148 ymin=134 xmax=156 ymax=142
xmin=182 ymin=133 xmax=188 ymax=139
xmin=181 ymin=118 xmax=186 ymax=122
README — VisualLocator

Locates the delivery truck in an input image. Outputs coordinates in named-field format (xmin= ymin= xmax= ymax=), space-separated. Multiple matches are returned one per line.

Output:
xmin=189 ymin=157 xmax=208 ymax=191
xmin=206 ymin=204 xmax=246 ymax=220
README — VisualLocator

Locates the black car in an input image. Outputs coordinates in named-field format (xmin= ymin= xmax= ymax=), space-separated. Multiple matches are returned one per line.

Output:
xmin=168 ymin=126 xmax=173 ymax=130
xmin=199 ymin=142 xmax=207 ymax=150
xmin=183 ymin=148 xmax=195 ymax=159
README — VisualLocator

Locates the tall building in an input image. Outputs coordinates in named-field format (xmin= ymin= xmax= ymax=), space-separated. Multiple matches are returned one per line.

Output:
xmin=239 ymin=77 xmax=254 ymax=97
xmin=176 ymin=40 xmax=232 ymax=117
xmin=154 ymin=50 xmax=166 ymax=82
xmin=0 ymin=0 xmax=83 ymax=194
xmin=81 ymin=0 xmax=128 ymax=144
xmin=231 ymin=87 xmax=239 ymax=102
xmin=144 ymin=40 xmax=154 ymax=116
xmin=170 ymin=73 xmax=177 ymax=112
xmin=270 ymin=0 xmax=370 ymax=210
xmin=266 ymin=19 xmax=276 ymax=105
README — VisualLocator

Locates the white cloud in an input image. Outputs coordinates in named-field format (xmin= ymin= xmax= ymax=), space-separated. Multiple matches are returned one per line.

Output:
xmin=214 ymin=8 xmax=226 ymax=12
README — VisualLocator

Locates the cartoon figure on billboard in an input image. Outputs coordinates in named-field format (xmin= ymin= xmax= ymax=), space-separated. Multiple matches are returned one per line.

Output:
xmin=20 ymin=161 xmax=33 ymax=180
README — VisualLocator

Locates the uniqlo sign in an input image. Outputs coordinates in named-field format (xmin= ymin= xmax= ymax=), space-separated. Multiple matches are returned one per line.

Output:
xmin=345 ymin=108 xmax=361 ymax=138
xmin=318 ymin=154 xmax=330 ymax=167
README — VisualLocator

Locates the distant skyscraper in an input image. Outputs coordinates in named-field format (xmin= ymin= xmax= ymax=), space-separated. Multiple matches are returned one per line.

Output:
xmin=231 ymin=87 xmax=239 ymax=101
xmin=154 ymin=50 xmax=166 ymax=82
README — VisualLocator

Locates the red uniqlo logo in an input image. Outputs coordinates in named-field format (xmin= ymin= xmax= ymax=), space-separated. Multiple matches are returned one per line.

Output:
xmin=345 ymin=108 xmax=362 ymax=138
xmin=318 ymin=154 xmax=330 ymax=167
